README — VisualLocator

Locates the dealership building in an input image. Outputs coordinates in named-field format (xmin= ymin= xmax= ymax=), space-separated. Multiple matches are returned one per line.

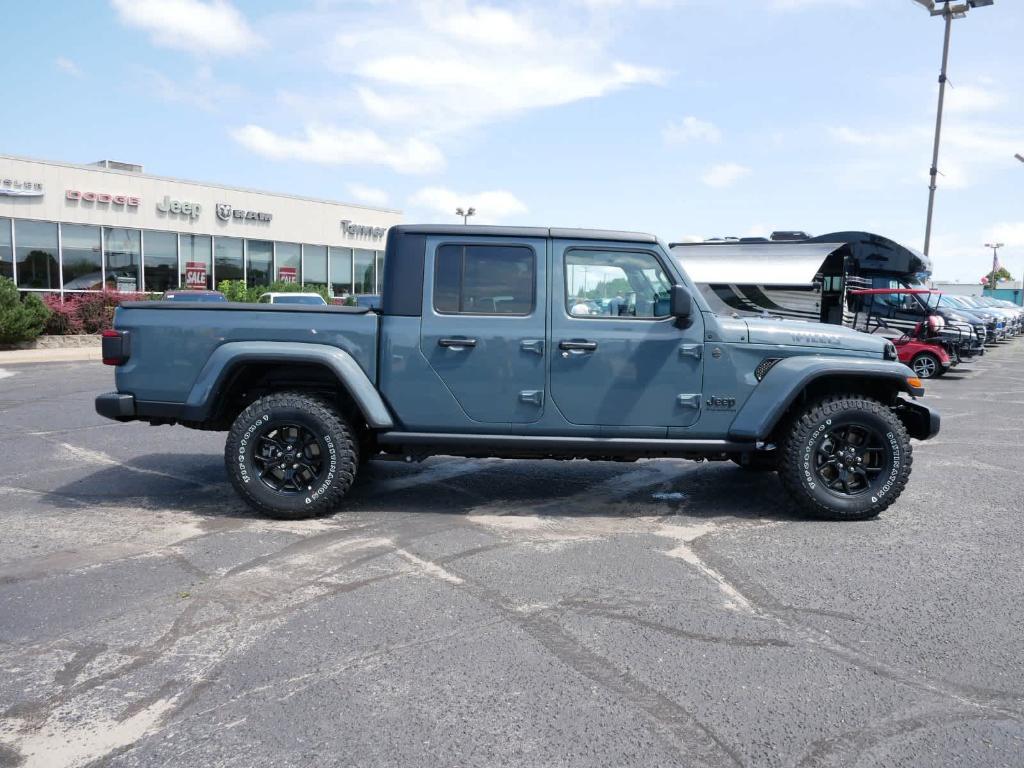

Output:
xmin=0 ymin=154 xmax=402 ymax=297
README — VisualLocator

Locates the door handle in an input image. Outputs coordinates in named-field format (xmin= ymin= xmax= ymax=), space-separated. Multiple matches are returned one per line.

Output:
xmin=520 ymin=339 xmax=545 ymax=355
xmin=558 ymin=340 xmax=598 ymax=352
xmin=438 ymin=338 xmax=477 ymax=349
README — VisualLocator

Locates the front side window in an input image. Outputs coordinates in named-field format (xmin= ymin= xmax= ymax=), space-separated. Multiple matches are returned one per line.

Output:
xmin=565 ymin=249 xmax=671 ymax=319
xmin=434 ymin=244 xmax=535 ymax=315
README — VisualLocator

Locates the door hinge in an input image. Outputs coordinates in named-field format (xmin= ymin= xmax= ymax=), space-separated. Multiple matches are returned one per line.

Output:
xmin=520 ymin=339 xmax=545 ymax=355
xmin=519 ymin=390 xmax=544 ymax=406
xmin=676 ymin=393 xmax=701 ymax=409
xmin=679 ymin=343 xmax=703 ymax=360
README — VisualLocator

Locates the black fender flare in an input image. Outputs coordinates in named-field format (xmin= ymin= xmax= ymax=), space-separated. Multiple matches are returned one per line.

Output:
xmin=727 ymin=356 xmax=924 ymax=441
xmin=182 ymin=341 xmax=395 ymax=428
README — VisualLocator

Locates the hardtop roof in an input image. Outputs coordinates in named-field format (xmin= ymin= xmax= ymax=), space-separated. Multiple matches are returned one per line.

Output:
xmin=389 ymin=224 xmax=658 ymax=243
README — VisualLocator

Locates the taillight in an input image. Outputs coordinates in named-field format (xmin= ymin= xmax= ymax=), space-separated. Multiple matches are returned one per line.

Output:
xmin=102 ymin=329 xmax=131 ymax=366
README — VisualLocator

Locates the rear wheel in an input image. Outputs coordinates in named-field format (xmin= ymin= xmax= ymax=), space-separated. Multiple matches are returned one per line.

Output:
xmin=910 ymin=352 xmax=942 ymax=379
xmin=225 ymin=391 xmax=358 ymax=519
xmin=778 ymin=395 xmax=912 ymax=521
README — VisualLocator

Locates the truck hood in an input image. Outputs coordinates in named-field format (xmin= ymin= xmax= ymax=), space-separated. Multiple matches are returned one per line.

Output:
xmin=738 ymin=316 xmax=887 ymax=355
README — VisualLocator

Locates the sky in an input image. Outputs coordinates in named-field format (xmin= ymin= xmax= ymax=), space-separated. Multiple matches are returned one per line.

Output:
xmin=4 ymin=0 xmax=1023 ymax=283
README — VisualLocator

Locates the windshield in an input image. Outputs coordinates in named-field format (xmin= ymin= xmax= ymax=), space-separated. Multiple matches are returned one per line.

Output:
xmin=273 ymin=295 xmax=326 ymax=305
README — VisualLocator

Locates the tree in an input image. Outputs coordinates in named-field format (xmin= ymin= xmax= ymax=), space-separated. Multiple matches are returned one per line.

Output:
xmin=991 ymin=266 xmax=1014 ymax=283
xmin=0 ymin=277 xmax=50 ymax=344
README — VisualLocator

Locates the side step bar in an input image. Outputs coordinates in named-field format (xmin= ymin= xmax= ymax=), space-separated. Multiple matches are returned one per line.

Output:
xmin=376 ymin=432 xmax=756 ymax=457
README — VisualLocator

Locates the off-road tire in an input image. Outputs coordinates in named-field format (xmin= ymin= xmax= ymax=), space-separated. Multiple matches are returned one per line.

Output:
xmin=778 ymin=394 xmax=912 ymax=521
xmin=910 ymin=352 xmax=943 ymax=379
xmin=225 ymin=392 xmax=358 ymax=519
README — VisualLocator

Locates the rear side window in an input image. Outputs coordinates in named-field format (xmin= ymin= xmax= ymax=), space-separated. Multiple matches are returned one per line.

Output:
xmin=434 ymin=244 xmax=535 ymax=315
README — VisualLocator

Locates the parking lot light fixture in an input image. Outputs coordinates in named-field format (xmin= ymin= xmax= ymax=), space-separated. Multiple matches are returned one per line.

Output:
xmin=915 ymin=0 xmax=995 ymax=257
xmin=985 ymin=242 xmax=1005 ymax=289
xmin=1016 ymin=153 xmax=1024 ymax=164
xmin=455 ymin=207 xmax=476 ymax=225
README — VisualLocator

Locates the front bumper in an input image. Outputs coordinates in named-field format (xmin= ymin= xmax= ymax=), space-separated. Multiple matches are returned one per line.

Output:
xmin=95 ymin=392 xmax=135 ymax=421
xmin=895 ymin=398 xmax=940 ymax=441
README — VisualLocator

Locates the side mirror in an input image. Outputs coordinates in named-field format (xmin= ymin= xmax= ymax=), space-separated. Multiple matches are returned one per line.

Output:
xmin=670 ymin=285 xmax=692 ymax=319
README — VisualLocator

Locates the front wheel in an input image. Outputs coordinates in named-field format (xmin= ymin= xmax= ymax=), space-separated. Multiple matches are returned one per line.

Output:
xmin=225 ymin=392 xmax=358 ymax=519
xmin=778 ymin=395 xmax=913 ymax=521
xmin=910 ymin=352 xmax=943 ymax=379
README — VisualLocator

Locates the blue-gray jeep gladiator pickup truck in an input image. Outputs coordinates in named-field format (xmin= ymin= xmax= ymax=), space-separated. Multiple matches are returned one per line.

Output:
xmin=96 ymin=225 xmax=939 ymax=521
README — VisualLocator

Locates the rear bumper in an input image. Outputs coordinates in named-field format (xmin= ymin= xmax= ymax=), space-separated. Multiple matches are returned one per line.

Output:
xmin=895 ymin=398 xmax=940 ymax=441
xmin=95 ymin=392 xmax=135 ymax=421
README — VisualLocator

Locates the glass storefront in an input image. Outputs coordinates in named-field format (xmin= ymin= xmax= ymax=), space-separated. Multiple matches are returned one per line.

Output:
xmin=304 ymin=244 xmax=327 ymax=287
xmin=4 ymin=216 xmax=383 ymax=297
xmin=329 ymin=247 xmax=352 ymax=296
xmin=179 ymin=234 xmax=212 ymax=289
xmin=60 ymin=224 xmax=102 ymax=291
xmin=144 ymin=230 xmax=178 ymax=292
xmin=0 ymin=218 xmax=13 ymax=280
xmin=276 ymin=242 xmax=301 ymax=284
xmin=214 ymin=237 xmax=243 ymax=283
xmin=246 ymin=240 xmax=272 ymax=287
xmin=15 ymin=220 xmax=59 ymax=290
xmin=104 ymin=227 xmax=141 ymax=292
xmin=354 ymin=248 xmax=375 ymax=295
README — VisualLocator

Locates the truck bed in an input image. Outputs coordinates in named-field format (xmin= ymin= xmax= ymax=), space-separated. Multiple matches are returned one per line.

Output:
xmin=113 ymin=302 xmax=380 ymax=403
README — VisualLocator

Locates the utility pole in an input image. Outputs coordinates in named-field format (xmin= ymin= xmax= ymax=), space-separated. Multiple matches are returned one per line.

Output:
xmin=985 ymin=242 xmax=1004 ymax=294
xmin=455 ymin=207 xmax=476 ymax=225
xmin=913 ymin=0 xmax=995 ymax=256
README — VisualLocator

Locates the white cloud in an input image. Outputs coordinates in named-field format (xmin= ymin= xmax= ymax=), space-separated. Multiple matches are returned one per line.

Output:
xmin=110 ymin=0 xmax=263 ymax=56
xmin=147 ymin=65 xmax=242 ymax=112
xmin=830 ymin=126 xmax=901 ymax=148
xmin=770 ymin=0 xmax=864 ymax=9
xmin=345 ymin=183 xmax=390 ymax=207
xmin=231 ymin=124 xmax=444 ymax=175
xmin=663 ymin=116 xmax=721 ymax=145
xmin=329 ymin=3 xmax=664 ymax=135
xmin=946 ymin=84 xmax=1005 ymax=114
xmin=408 ymin=187 xmax=528 ymax=224
xmin=988 ymin=223 xmax=1024 ymax=247
xmin=54 ymin=57 xmax=82 ymax=78
xmin=702 ymin=163 xmax=751 ymax=188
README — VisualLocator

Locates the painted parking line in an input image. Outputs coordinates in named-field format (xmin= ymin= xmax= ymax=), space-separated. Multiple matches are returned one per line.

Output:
xmin=0 ymin=369 xmax=15 ymax=380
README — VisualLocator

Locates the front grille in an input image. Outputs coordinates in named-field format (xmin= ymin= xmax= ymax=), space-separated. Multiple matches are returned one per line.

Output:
xmin=755 ymin=358 xmax=782 ymax=381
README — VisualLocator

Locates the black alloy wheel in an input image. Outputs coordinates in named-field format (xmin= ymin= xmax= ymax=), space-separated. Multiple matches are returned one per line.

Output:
xmin=812 ymin=423 xmax=888 ymax=497
xmin=253 ymin=423 xmax=328 ymax=494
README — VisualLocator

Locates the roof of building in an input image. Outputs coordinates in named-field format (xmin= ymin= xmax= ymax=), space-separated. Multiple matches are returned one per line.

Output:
xmin=0 ymin=153 xmax=402 ymax=214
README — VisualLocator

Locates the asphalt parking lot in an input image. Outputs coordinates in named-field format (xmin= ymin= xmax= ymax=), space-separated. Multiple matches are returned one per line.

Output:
xmin=1 ymin=347 xmax=1022 ymax=768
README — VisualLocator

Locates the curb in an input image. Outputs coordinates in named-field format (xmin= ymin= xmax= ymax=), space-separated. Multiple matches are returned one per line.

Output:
xmin=0 ymin=347 xmax=102 ymax=365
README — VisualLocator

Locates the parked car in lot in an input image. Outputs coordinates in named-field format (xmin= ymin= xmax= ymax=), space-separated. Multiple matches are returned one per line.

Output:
xmin=160 ymin=290 xmax=228 ymax=302
xmin=849 ymin=289 xmax=955 ymax=378
xmin=257 ymin=292 xmax=328 ymax=305
xmin=97 ymin=224 xmax=939 ymax=522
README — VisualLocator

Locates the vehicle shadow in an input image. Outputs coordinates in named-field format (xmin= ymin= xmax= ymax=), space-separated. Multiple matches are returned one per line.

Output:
xmin=42 ymin=453 xmax=811 ymax=524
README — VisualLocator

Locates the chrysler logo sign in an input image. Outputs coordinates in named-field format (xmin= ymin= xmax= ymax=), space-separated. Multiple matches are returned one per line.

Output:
xmin=217 ymin=203 xmax=272 ymax=222
xmin=3 ymin=179 xmax=44 ymax=197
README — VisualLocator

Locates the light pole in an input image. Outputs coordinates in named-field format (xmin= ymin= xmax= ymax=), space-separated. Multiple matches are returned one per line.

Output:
xmin=985 ymin=241 xmax=1004 ymax=293
xmin=455 ymin=206 xmax=476 ymax=225
xmin=913 ymin=0 xmax=995 ymax=257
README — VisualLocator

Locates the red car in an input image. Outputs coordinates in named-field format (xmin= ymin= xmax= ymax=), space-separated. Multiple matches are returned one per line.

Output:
xmin=849 ymin=288 xmax=953 ymax=378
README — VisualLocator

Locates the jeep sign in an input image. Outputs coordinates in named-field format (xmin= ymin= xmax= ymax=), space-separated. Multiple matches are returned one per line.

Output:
xmin=157 ymin=196 xmax=201 ymax=219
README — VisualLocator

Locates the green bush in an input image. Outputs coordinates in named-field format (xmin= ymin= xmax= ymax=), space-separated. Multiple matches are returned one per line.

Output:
xmin=216 ymin=280 xmax=333 ymax=304
xmin=0 ymin=277 xmax=51 ymax=344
